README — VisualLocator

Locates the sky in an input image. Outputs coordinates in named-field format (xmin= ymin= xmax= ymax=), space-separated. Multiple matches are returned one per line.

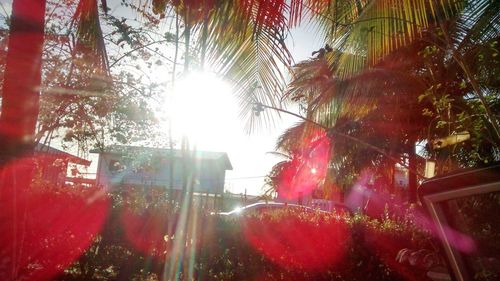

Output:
xmin=222 ymin=27 xmax=324 ymax=195
xmin=102 ymin=0 xmax=325 ymax=196
xmin=164 ymin=27 xmax=324 ymax=196
xmin=164 ymin=27 xmax=323 ymax=196
xmin=0 ymin=0 xmax=324 ymax=196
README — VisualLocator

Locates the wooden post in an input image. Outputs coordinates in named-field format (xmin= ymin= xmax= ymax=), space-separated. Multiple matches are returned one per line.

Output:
xmin=213 ymin=193 xmax=217 ymax=210
xmin=220 ymin=192 xmax=224 ymax=211
xmin=244 ymin=188 xmax=247 ymax=205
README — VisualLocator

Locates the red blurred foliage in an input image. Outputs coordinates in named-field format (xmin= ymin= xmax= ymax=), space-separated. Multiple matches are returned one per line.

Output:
xmin=0 ymin=154 xmax=109 ymax=281
xmin=352 ymin=178 xmax=476 ymax=253
xmin=242 ymin=213 xmax=349 ymax=271
xmin=120 ymin=206 xmax=177 ymax=260
xmin=238 ymin=0 xmax=287 ymax=30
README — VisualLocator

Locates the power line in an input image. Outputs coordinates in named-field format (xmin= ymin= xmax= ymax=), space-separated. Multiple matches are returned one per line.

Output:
xmin=225 ymin=176 xmax=266 ymax=181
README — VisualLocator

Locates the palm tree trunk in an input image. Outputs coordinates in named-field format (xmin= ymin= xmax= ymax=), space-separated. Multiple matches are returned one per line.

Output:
xmin=0 ymin=0 xmax=46 ymax=163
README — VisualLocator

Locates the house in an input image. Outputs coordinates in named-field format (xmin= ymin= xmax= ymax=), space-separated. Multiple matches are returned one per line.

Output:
xmin=34 ymin=143 xmax=92 ymax=186
xmin=91 ymin=145 xmax=232 ymax=195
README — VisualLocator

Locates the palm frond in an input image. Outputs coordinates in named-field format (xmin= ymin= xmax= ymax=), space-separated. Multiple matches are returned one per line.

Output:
xmin=203 ymin=0 xmax=293 ymax=131
xmin=275 ymin=121 xmax=306 ymax=154
xmin=306 ymin=0 xmax=466 ymax=77
xmin=454 ymin=0 xmax=500 ymax=50
xmin=284 ymin=58 xmax=333 ymax=103
xmin=275 ymin=120 xmax=327 ymax=156
xmin=284 ymin=44 xmax=428 ymax=142
xmin=72 ymin=0 xmax=109 ymax=74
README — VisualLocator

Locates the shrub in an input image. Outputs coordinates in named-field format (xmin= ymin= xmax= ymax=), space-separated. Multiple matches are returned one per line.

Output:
xmin=60 ymin=206 xmax=439 ymax=280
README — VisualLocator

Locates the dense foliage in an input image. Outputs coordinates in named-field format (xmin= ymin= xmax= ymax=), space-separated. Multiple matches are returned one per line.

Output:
xmin=53 ymin=201 xmax=442 ymax=281
xmin=267 ymin=0 xmax=499 ymax=198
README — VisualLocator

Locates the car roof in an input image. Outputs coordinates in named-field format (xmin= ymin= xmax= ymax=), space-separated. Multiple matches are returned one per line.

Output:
xmin=418 ymin=162 xmax=500 ymax=198
xmin=219 ymin=202 xmax=349 ymax=215
xmin=219 ymin=202 xmax=301 ymax=215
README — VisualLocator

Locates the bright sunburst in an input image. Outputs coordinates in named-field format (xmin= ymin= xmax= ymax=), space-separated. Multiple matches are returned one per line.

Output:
xmin=166 ymin=72 xmax=239 ymax=150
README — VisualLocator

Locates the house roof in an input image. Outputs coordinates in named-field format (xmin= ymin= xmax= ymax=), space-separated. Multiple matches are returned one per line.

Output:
xmin=90 ymin=145 xmax=233 ymax=170
xmin=35 ymin=143 xmax=91 ymax=166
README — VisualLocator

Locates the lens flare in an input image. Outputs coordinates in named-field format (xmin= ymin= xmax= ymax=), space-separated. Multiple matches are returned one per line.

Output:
xmin=276 ymin=131 xmax=331 ymax=200
xmin=120 ymin=206 xmax=177 ymax=260
xmin=0 ymin=154 xmax=109 ymax=281
xmin=242 ymin=212 xmax=349 ymax=271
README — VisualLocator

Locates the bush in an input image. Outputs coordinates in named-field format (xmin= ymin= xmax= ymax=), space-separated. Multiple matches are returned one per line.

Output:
xmin=198 ymin=210 xmax=436 ymax=281
xmin=58 ymin=205 xmax=441 ymax=280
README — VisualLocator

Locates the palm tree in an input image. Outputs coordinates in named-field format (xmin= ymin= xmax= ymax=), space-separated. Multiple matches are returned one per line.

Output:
xmin=306 ymin=0 xmax=500 ymax=140
xmin=276 ymin=0 xmax=498 ymax=202
xmin=275 ymin=48 xmax=430 ymax=200
xmin=433 ymin=0 xmax=500 ymax=140
xmin=199 ymin=0 xmax=496 ymax=134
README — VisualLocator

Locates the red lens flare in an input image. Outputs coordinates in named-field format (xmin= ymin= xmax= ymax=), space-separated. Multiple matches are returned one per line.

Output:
xmin=277 ymin=132 xmax=331 ymax=200
xmin=120 ymin=206 xmax=176 ymax=260
xmin=242 ymin=212 xmax=349 ymax=271
xmin=0 ymin=154 xmax=109 ymax=281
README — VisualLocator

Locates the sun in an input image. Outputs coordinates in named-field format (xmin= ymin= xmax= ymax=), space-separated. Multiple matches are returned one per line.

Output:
xmin=166 ymin=72 xmax=239 ymax=150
